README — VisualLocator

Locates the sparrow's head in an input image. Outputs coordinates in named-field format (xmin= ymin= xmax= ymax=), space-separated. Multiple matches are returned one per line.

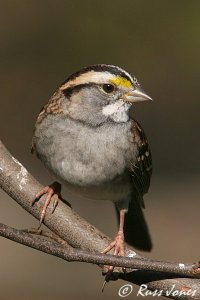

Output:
xmin=38 ymin=64 xmax=152 ymax=126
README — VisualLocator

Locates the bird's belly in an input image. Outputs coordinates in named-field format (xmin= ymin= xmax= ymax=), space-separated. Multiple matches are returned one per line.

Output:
xmin=46 ymin=140 xmax=134 ymax=201
xmin=49 ymin=136 xmax=135 ymax=188
xmin=61 ymin=172 xmax=132 ymax=202
xmin=58 ymin=151 xmax=128 ymax=185
xmin=34 ymin=118 xmax=137 ymax=200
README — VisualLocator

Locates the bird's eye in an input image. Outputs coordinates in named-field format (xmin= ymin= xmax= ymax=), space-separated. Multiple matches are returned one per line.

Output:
xmin=102 ymin=84 xmax=115 ymax=93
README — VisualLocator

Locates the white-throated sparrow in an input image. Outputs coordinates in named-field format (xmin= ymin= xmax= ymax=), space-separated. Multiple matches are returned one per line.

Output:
xmin=32 ymin=64 xmax=153 ymax=256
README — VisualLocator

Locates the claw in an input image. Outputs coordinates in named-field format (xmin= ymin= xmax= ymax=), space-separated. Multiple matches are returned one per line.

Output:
xmin=101 ymin=280 xmax=107 ymax=293
xmin=102 ymin=208 xmax=126 ymax=283
xmin=52 ymin=195 xmax=59 ymax=213
xmin=32 ymin=181 xmax=61 ymax=227
xmin=102 ymin=231 xmax=125 ymax=274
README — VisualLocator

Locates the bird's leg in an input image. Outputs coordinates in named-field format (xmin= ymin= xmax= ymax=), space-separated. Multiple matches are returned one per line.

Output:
xmin=32 ymin=181 xmax=61 ymax=228
xmin=102 ymin=208 xmax=126 ymax=279
xmin=103 ymin=208 xmax=126 ymax=256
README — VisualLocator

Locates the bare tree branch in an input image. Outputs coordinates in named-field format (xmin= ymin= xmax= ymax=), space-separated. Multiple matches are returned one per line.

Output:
xmin=0 ymin=139 xmax=200 ymax=299
xmin=1 ymin=222 xmax=199 ymax=276
xmin=0 ymin=139 xmax=111 ymax=252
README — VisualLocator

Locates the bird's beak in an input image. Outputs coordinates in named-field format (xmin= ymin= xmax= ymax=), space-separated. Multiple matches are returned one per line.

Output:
xmin=123 ymin=86 xmax=153 ymax=103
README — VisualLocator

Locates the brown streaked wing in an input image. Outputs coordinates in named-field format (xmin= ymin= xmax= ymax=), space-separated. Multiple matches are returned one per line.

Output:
xmin=129 ymin=119 xmax=152 ymax=202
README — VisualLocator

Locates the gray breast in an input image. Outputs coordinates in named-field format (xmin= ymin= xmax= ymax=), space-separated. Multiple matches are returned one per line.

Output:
xmin=34 ymin=116 xmax=138 ymax=188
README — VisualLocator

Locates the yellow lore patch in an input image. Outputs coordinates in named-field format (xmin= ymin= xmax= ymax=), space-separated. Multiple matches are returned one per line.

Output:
xmin=110 ymin=76 xmax=132 ymax=88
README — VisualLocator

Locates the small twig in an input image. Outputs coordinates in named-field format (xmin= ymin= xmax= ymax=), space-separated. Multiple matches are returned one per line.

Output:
xmin=0 ymin=223 xmax=200 ymax=278
xmin=22 ymin=228 xmax=71 ymax=247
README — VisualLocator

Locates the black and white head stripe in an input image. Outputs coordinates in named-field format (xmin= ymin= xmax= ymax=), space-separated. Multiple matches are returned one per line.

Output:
xmin=60 ymin=64 xmax=137 ymax=92
xmin=64 ymin=64 xmax=133 ymax=84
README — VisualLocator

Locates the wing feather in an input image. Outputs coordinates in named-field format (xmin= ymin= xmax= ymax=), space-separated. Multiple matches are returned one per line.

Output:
xmin=130 ymin=119 xmax=152 ymax=201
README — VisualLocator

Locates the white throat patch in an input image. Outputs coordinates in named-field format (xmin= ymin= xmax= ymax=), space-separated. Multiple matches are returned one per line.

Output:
xmin=102 ymin=101 xmax=131 ymax=123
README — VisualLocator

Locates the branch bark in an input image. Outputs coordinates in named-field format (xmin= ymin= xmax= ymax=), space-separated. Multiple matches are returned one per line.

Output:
xmin=0 ymin=139 xmax=200 ymax=299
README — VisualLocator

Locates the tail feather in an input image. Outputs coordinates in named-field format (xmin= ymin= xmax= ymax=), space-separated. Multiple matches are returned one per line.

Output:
xmin=115 ymin=197 xmax=152 ymax=252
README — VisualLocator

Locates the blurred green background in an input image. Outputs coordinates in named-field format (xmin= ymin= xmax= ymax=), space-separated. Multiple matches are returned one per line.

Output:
xmin=0 ymin=1 xmax=200 ymax=299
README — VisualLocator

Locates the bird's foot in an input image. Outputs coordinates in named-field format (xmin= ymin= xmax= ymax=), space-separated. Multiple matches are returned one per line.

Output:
xmin=32 ymin=181 xmax=61 ymax=228
xmin=103 ymin=232 xmax=125 ymax=256
xmin=102 ymin=231 xmax=125 ymax=288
